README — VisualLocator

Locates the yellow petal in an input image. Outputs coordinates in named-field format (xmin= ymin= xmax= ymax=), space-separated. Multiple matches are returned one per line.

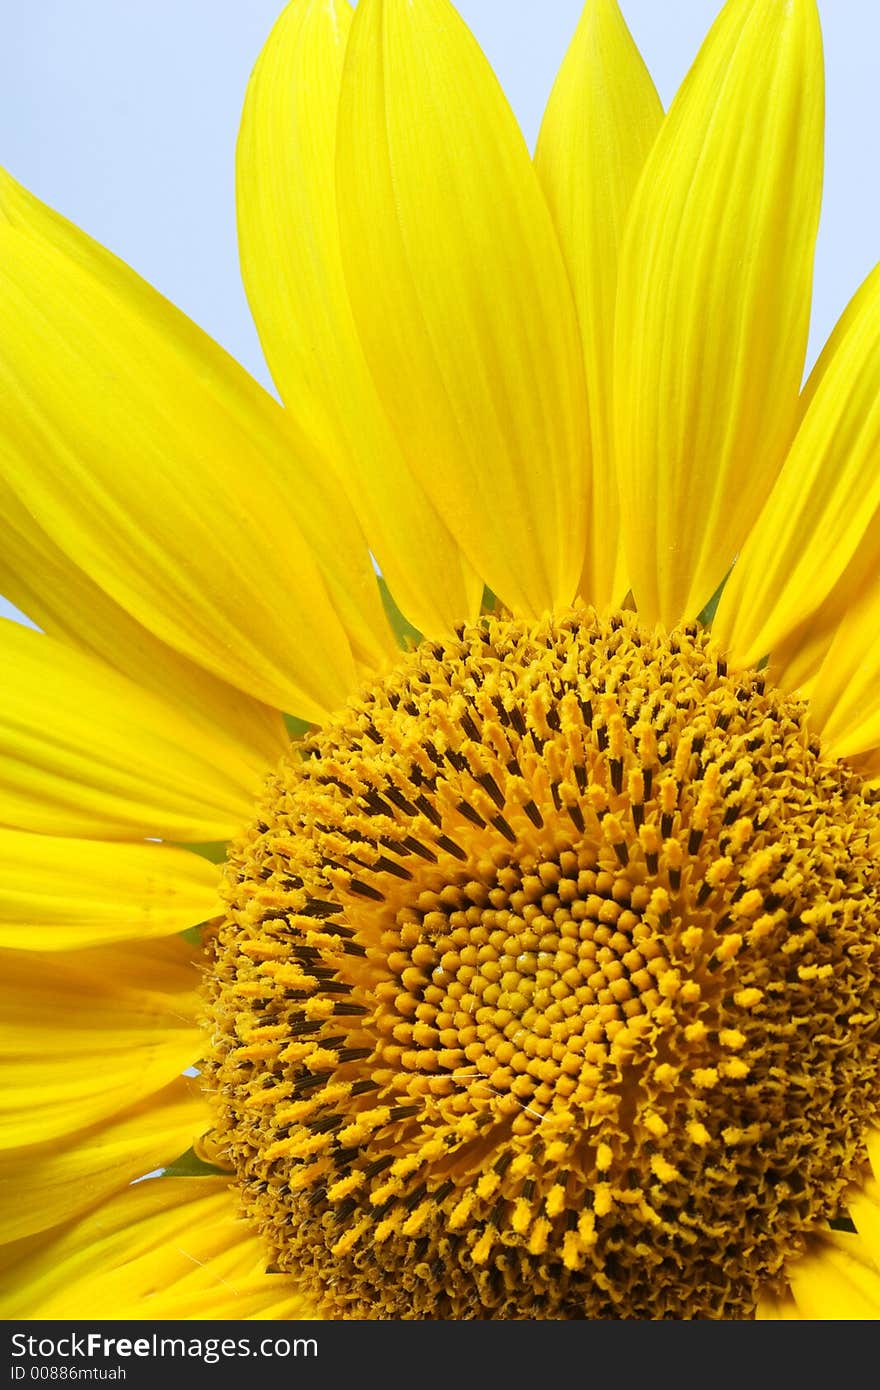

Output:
xmin=715 ymin=262 xmax=880 ymax=666
xmin=1 ymin=1177 xmax=312 ymax=1319
xmin=755 ymin=1286 xmax=803 ymax=1319
xmin=0 ymin=170 xmax=393 ymax=721
xmin=851 ymin=749 xmax=880 ymax=786
xmin=238 ymin=0 xmax=481 ymax=637
xmin=768 ymin=612 xmax=836 ymax=700
xmin=787 ymin=1230 xmax=880 ymax=1319
xmin=0 ymin=936 xmax=201 ymax=1150
xmin=0 ymin=1078 xmax=209 ymax=1244
xmin=614 ymin=0 xmax=823 ymax=625
xmin=0 ymin=830 xmax=219 ymax=951
xmin=535 ymin=0 xmax=662 ymax=609
xmin=867 ymin=1127 xmax=880 ymax=1185
xmin=807 ymin=554 xmax=880 ymax=758
xmin=768 ymin=501 xmax=880 ymax=698
xmin=337 ymin=0 xmax=588 ymax=617
xmin=0 ymin=473 xmax=288 ymax=771
xmin=850 ymin=1177 xmax=880 ymax=1272
xmin=0 ymin=621 xmax=263 ymax=841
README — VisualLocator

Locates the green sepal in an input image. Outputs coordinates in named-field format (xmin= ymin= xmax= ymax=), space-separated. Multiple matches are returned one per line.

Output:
xmin=182 ymin=841 xmax=228 ymax=864
xmin=481 ymin=585 xmax=498 ymax=615
xmin=697 ymin=573 xmax=729 ymax=627
xmin=181 ymin=922 xmax=208 ymax=946
xmin=284 ymin=712 xmax=312 ymax=739
xmin=161 ymin=1145 xmax=227 ymax=1178
xmin=378 ymin=575 xmax=422 ymax=650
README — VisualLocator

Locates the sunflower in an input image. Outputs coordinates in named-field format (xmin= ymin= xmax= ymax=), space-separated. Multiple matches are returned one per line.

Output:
xmin=1 ymin=0 xmax=880 ymax=1323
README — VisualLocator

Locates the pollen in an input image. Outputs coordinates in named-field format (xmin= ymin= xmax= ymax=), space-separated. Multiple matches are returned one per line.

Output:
xmin=203 ymin=607 xmax=880 ymax=1319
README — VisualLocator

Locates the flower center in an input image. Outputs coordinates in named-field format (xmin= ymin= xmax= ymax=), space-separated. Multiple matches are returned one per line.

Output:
xmin=203 ymin=607 xmax=880 ymax=1319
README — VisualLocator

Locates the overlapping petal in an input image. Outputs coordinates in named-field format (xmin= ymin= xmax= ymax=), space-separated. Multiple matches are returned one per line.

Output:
xmin=715 ymin=262 xmax=880 ymax=666
xmin=800 ymin=508 xmax=880 ymax=756
xmin=849 ymin=1177 xmax=880 ymax=1271
xmin=0 ymin=831 xmax=219 ymax=951
xmin=769 ymin=613 xmax=837 ymax=700
xmin=0 ymin=621 xmax=264 ymax=841
xmin=336 ymin=0 xmax=588 ymax=617
xmin=0 ymin=1078 xmax=209 ymax=1244
xmin=754 ymin=1287 xmax=803 ymax=1319
xmin=0 ymin=1177 xmax=312 ymax=1319
xmin=535 ymin=0 xmax=662 ymax=609
xmin=785 ymin=1232 xmax=880 ymax=1319
xmin=807 ymin=568 xmax=880 ymax=758
xmin=0 ymin=171 xmax=395 ymax=722
xmin=0 ymin=937 xmax=201 ymax=1150
xmin=237 ymin=0 xmax=481 ymax=636
xmin=0 ymin=474 xmax=289 ymax=770
xmin=614 ymin=0 xmax=823 ymax=625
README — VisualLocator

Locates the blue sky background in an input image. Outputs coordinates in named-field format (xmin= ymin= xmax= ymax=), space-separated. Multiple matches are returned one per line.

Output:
xmin=1 ymin=1 xmax=878 ymax=625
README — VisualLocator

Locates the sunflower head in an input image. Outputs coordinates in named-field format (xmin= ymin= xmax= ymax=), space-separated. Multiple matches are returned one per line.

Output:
xmin=205 ymin=609 xmax=880 ymax=1319
xmin=4 ymin=0 xmax=880 ymax=1324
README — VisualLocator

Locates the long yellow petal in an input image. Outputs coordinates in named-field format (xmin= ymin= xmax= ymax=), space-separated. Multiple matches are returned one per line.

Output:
xmin=0 ymin=831 xmax=219 ymax=951
xmin=336 ymin=0 xmax=588 ymax=617
xmin=0 ymin=170 xmax=394 ymax=721
xmin=715 ymin=262 xmax=880 ymax=665
xmin=0 ymin=1177 xmax=312 ymax=1319
xmin=0 ymin=473 xmax=288 ymax=771
xmin=849 ymin=1177 xmax=880 ymax=1272
xmin=768 ymin=613 xmax=836 ymax=701
xmin=766 ymin=501 xmax=880 ymax=702
xmin=804 ymin=506 xmax=880 ymax=756
xmin=238 ymin=0 xmax=481 ymax=637
xmin=0 ymin=937 xmax=201 ymax=1150
xmin=0 ymin=621 xmax=263 ymax=841
xmin=808 ymin=571 xmax=880 ymax=757
xmin=851 ymin=748 xmax=880 ymax=785
xmin=614 ymin=0 xmax=823 ymax=625
xmin=786 ymin=1231 xmax=880 ymax=1319
xmin=754 ymin=1286 xmax=803 ymax=1319
xmin=0 ymin=1078 xmax=209 ymax=1244
xmin=535 ymin=0 xmax=662 ymax=609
